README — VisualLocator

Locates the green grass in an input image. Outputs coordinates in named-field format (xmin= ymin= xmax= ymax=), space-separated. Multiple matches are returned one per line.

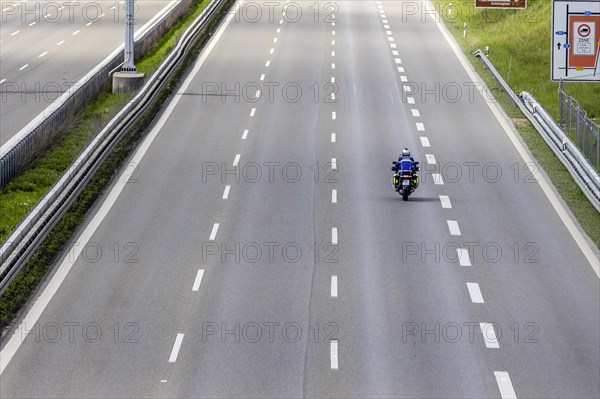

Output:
xmin=440 ymin=0 xmax=600 ymax=246
xmin=440 ymin=0 xmax=599 ymax=118
xmin=0 ymin=0 xmax=233 ymax=332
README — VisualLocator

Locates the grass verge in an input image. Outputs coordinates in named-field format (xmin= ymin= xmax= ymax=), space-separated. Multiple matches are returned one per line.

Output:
xmin=0 ymin=0 xmax=231 ymax=333
xmin=439 ymin=0 xmax=599 ymax=246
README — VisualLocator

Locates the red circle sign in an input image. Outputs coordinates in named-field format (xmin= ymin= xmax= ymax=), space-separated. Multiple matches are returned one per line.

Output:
xmin=578 ymin=24 xmax=591 ymax=37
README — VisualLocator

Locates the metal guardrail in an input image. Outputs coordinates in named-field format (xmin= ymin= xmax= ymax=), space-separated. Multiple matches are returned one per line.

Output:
xmin=0 ymin=0 xmax=230 ymax=294
xmin=474 ymin=49 xmax=600 ymax=212
xmin=0 ymin=0 xmax=194 ymax=188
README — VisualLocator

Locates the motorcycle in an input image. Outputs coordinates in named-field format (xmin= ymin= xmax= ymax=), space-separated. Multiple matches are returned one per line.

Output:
xmin=392 ymin=161 xmax=419 ymax=201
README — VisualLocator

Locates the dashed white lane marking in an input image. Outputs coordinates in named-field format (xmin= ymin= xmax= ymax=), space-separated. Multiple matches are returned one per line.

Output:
xmin=400 ymin=76 xmax=408 ymax=82
xmin=209 ymin=223 xmax=220 ymax=241
xmin=447 ymin=220 xmax=461 ymax=236
xmin=10 ymin=30 xmax=19 ymax=36
xmin=330 ymin=340 xmax=339 ymax=369
xmin=269 ymin=48 xmax=274 ymax=54
xmin=439 ymin=195 xmax=452 ymax=208
xmin=223 ymin=185 xmax=231 ymax=199
xmin=385 ymin=24 xmax=390 ymax=29
xmin=250 ymin=108 xmax=256 ymax=116
xmin=277 ymin=28 xmax=280 ymax=33
xmin=466 ymin=282 xmax=484 ymax=303
xmin=161 ymin=380 xmax=167 ymax=383
xmin=394 ymin=58 xmax=402 ymax=64
xmin=331 ymin=77 xmax=335 ymax=83
xmin=426 ymin=154 xmax=436 ymax=164
xmin=331 ymin=133 xmax=336 ymax=142
xmin=390 ymin=43 xmax=397 ymax=49
xmin=192 ymin=269 xmax=205 ymax=291
xmin=233 ymin=154 xmax=241 ymax=166
xmin=406 ymin=96 xmax=415 ymax=104
xmin=382 ymin=19 xmax=388 ymax=24
xmin=416 ymin=122 xmax=425 ymax=131
xmin=457 ymin=248 xmax=472 ymax=266
xmin=260 ymin=74 xmax=265 ymax=81
xmin=0 ymin=79 xmax=6 ymax=84
xmin=28 ymin=21 xmax=37 ymax=26
xmin=331 ymin=158 xmax=337 ymax=169
xmin=265 ymin=60 xmax=270 ymax=66
xmin=381 ymin=14 xmax=386 ymax=18
xmin=398 ymin=66 xmax=405 ymax=72
xmin=273 ymin=37 xmax=277 ymax=43
xmin=332 ymin=40 xmax=335 ymax=45
xmin=44 ymin=13 xmax=53 ymax=18
xmin=392 ymin=50 xmax=399 ymax=56
xmin=332 ymin=111 xmax=336 ymax=120
xmin=494 ymin=371 xmax=517 ymax=399
xmin=432 ymin=173 xmax=444 ymax=185
xmin=420 ymin=137 xmax=430 ymax=147
xmin=72 ymin=30 xmax=80 ymax=35
xmin=388 ymin=37 xmax=395 ymax=42
xmin=86 ymin=21 xmax=92 ymax=26
xmin=411 ymin=109 xmax=420 ymax=117
xmin=332 ymin=227 xmax=338 ymax=244
xmin=255 ymin=90 xmax=261 ymax=98
xmin=386 ymin=30 xmax=392 ymax=35
xmin=18 ymin=64 xmax=28 ymax=71
xmin=403 ymin=85 xmax=412 ymax=92
xmin=480 ymin=323 xmax=500 ymax=348
xmin=279 ymin=19 xmax=283 ymax=24
xmin=168 ymin=334 xmax=185 ymax=363
xmin=242 ymin=129 xmax=249 ymax=140
xmin=331 ymin=275 xmax=338 ymax=297
xmin=331 ymin=63 xmax=336 ymax=69
xmin=331 ymin=51 xmax=335 ymax=56
xmin=332 ymin=189 xmax=337 ymax=203
xmin=38 ymin=52 xmax=48 ymax=58
xmin=332 ymin=30 xmax=336 ymax=35
xmin=57 ymin=40 xmax=64 ymax=46
xmin=331 ymin=93 xmax=335 ymax=100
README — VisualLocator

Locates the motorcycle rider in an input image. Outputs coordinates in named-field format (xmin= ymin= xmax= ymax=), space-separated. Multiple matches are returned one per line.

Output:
xmin=391 ymin=148 xmax=419 ymax=190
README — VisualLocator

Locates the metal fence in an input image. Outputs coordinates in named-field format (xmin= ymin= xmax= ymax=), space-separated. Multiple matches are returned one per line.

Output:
xmin=558 ymin=82 xmax=600 ymax=169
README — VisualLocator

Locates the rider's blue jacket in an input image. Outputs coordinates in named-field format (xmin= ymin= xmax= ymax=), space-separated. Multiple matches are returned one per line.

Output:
xmin=392 ymin=157 xmax=417 ymax=173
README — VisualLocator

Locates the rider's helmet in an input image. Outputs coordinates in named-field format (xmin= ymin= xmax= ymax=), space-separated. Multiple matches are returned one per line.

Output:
xmin=402 ymin=148 xmax=411 ymax=158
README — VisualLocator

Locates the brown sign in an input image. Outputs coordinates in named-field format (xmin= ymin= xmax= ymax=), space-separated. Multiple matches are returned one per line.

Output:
xmin=475 ymin=0 xmax=527 ymax=8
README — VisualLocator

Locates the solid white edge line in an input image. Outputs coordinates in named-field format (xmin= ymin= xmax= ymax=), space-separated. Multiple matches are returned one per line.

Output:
xmin=425 ymin=0 xmax=599 ymax=276
xmin=223 ymin=185 xmax=230 ymax=199
xmin=330 ymin=340 xmax=339 ymax=369
xmin=192 ymin=269 xmax=205 ymax=291
xmin=331 ymin=275 xmax=338 ymax=297
xmin=332 ymin=227 xmax=338 ymax=244
xmin=494 ymin=371 xmax=517 ymax=399
xmin=168 ymin=333 xmax=185 ymax=362
xmin=466 ymin=282 xmax=484 ymax=303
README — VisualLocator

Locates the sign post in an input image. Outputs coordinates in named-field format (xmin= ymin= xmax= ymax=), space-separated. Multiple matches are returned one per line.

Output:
xmin=552 ymin=0 xmax=600 ymax=82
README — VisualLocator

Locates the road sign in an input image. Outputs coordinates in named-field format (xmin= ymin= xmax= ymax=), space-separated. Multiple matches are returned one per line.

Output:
xmin=552 ymin=1 xmax=600 ymax=82
xmin=475 ymin=0 xmax=527 ymax=9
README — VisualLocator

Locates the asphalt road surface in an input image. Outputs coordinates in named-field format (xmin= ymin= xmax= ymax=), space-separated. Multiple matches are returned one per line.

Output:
xmin=1 ymin=1 xmax=598 ymax=398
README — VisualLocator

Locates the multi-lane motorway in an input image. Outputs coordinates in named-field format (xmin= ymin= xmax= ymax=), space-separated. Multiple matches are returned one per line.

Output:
xmin=0 ymin=0 xmax=172 ymax=145
xmin=1 ymin=0 xmax=599 ymax=397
